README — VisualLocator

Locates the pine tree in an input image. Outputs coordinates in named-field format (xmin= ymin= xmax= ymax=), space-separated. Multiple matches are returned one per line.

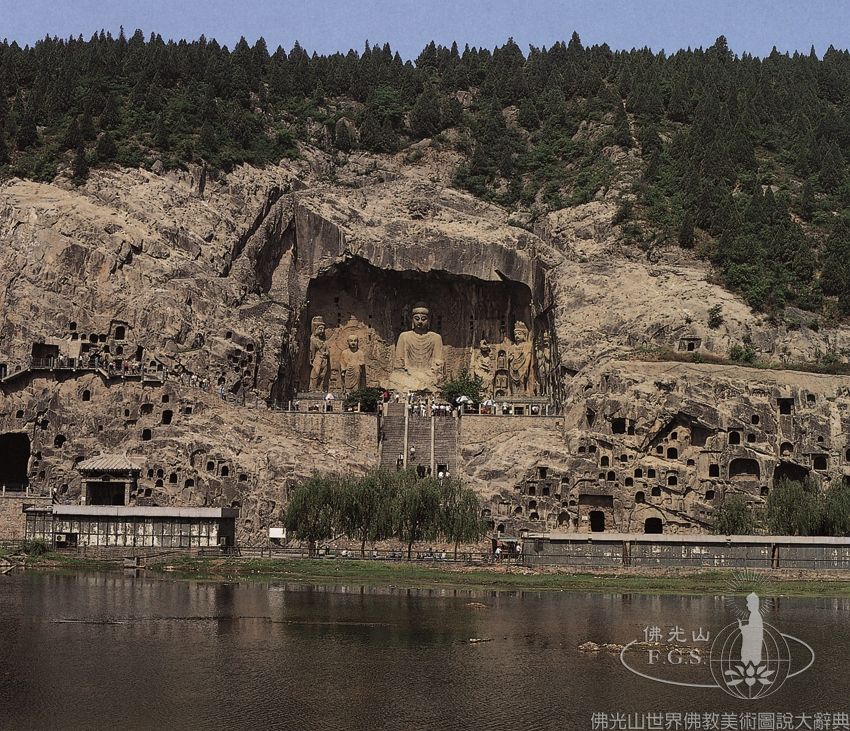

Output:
xmin=637 ymin=123 xmax=661 ymax=156
xmin=145 ymin=81 xmax=164 ymax=113
xmin=199 ymin=120 xmax=217 ymax=156
xmin=358 ymin=109 xmax=383 ymax=151
xmin=440 ymin=96 xmax=463 ymax=128
xmin=79 ymin=109 xmax=96 ymax=141
xmin=613 ymin=104 xmax=632 ymax=147
xmin=819 ymin=140 xmax=845 ymax=193
xmin=72 ymin=141 xmax=89 ymax=184
xmin=99 ymin=94 xmax=120 ymax=129
xmin=154 ymin=113 xmax=169 ymax=150
xmin=334 ymin=119 xmax=353 ymax=151
xmin=516 ymin=98 xmax=540 ymax=130
xmin=14 ymin=105 xmax=37 ymax=149
xmin=416 ymin=40 xmax=438 ymax=70
xmin=380 ymin=119 xmax=398 ymax=152
xmin=61 ymin=117 xmax=81 ymax=151
xmin=0 ymin=83 xmax=8 ymax=140
xmin=678 ymin=212 xmax=695 ymax=248
xmin=96 ymin=132 xmax=116 ymax=162
xmin=799 ymin=180 xmax=815 ymax=221
xmin=821 ymin=216 xmax=850 ymax=312
xmin=667 ymin=79 xmax=689 ymax=122
xmin=0 ymin=134 xmax=9 ymax=165
xmin=410 ymin=86 xmax=442 ymax=139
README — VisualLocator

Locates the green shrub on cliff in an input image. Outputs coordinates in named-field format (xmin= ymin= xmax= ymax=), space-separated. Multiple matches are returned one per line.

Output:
xmin=440 ymin=369 xmax=484 ymax=405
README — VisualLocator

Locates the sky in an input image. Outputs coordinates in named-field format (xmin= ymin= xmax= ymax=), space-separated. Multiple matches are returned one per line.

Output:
xmin=1 ymin=0 xmax=850 ymax=59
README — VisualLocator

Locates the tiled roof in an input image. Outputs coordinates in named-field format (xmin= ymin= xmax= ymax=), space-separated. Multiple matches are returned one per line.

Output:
xmin=53 ymin=506 xmax=238 ymax=518
xmin=76 ymin=453 xmax=141 ymax=473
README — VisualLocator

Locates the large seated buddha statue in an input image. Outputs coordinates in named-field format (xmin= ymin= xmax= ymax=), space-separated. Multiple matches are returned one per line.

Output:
xmin=388 ymin=303 xmax=444 ymax=393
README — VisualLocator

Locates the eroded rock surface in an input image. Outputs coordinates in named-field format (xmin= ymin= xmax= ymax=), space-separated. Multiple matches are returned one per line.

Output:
xmin=3 ymin=147 xmax=850 ymax=540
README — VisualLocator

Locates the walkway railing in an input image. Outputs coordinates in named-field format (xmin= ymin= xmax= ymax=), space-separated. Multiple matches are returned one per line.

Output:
xmin=197 ymin=545 xmax=496 ymax=564
xmin=3 ymin=356 xmax=562 ymax=417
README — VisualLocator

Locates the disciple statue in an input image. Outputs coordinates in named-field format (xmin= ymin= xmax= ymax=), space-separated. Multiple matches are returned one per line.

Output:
xmin=309 ymin=316 xmax=330 ymax=391
xmin=338 ymin=335 xmax=366 ymax=393
xmin=389 ymin=303 xmax=444 ymax=392
xmin=507 ymin=321 xmax=533 ymax=395
xmin=471 ymin=339 xmax=493 ymax=392
xmin=535 ymin=330 xmax=552 ymax=396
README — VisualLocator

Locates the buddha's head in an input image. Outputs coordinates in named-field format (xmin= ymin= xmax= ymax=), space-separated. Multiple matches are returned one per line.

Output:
xmin=411 ymin=303 xmax=430 ymax=335
xmin=514 ymin=322 xmax=529 ymax=344
xmin=347 ymin=335 xmax=359 ymax=352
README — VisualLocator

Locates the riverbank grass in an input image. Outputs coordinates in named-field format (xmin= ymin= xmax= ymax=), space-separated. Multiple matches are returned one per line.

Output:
xmin=146 ymin=556 xmax=850 ymax=597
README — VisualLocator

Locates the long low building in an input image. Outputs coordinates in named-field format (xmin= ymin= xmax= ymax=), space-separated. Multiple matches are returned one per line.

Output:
xmin=25 ymin=505 xmax=238 ymax=549
xmin=522 ymin=531 xmax=850 ymax=570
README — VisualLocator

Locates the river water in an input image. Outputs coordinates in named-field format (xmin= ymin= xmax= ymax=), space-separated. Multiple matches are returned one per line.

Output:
xmin=0 ymin=572 xmax=846 ymax=730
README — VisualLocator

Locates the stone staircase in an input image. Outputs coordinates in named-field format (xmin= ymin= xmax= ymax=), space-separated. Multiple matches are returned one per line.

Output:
xmin=433 ymin=418 xmax=460 ymax=474
xmin=379 ymin=414 xmax=406 ymax=468
xmin=407 ymin=415 xmax=432 ymax=471
xmin=378 ymin=408 xmax=460 ymax=473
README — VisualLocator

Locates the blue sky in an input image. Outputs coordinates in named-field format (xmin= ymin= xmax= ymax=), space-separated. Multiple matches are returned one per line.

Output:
xmin=1 ymin=0 xmax=849 ymax=58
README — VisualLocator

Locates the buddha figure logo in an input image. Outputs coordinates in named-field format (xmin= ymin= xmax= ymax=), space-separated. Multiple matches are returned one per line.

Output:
xmin=619 ymin=576 xmax=815 ymax=700
xmin=709 ymin=592 xmax=792 ymax=699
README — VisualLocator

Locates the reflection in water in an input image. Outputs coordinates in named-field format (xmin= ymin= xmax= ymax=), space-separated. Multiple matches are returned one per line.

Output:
xmin=0 ymin=573 xmax=843 ymax=730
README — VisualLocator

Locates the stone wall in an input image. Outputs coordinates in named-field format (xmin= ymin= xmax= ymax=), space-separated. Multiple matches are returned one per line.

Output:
xmin=0 ymin=494 xmax=51 ymax=539
xmin=524 ymin=534 xmax=850 ymax=570
xmin=461 ymin=414 xmax=564 ymax=441
xmin=271 ymin=411 xmax=379 ymax=463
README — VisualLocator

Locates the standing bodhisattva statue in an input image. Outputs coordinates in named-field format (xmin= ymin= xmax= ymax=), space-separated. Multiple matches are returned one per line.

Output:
xmin=389 ymin=303 xmax=444 ymax=392
xmin=309 ymin=316 xmax=330 ymax=391
xmin=508 ymin=321 xmax=533 ymax=395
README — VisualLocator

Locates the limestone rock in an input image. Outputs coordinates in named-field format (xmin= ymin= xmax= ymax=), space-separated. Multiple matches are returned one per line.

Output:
xmin=3 ymin=145 xmax=850 ymax=542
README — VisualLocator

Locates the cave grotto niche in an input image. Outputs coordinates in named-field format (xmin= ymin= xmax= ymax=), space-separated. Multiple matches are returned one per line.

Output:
xmin=297 ymin=256 xmax=539 ymax=393
xmin=589 ymin=511 xmax=605 ymax=532
xmin=729 ymin=458 xmax=760 ymax=480
xmin=0 ymin=433 xmax=30 ymax=490
xmin=644 ymin=517 xmax=664 ymax=534
xmin=773 ymin=461 xmax=809 ymax=483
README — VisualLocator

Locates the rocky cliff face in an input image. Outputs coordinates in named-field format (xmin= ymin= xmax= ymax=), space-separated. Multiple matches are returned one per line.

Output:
xmin=2 ymin=144 xmax=850 ymax=540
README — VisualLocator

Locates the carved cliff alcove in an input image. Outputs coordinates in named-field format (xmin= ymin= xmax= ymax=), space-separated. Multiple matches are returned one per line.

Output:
xmin=299 ymin=256 xmax=536 ymax=391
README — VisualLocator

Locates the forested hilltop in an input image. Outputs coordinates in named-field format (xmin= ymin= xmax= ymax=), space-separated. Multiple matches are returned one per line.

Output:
xmin=3 ymin=30 xmax=850 ymax=316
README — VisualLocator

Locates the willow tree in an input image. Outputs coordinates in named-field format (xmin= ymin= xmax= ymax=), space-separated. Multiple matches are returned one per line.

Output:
xmin=439 ymin=477 xmax=487 ymax=558
xmin=284 ymin=473 xmax=343 ymax=555
xmin=339 ymin=469 xmax=398 ymax=556
xmin=822 ymin=479 xmax=850 ymax=536
xmin=713 ymin=493 xmax=758 ymax=535
xmin=393 ymin=471 xmax=441 ymax=560
xmin=766 ymin=477 xmax=822 ymax=536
